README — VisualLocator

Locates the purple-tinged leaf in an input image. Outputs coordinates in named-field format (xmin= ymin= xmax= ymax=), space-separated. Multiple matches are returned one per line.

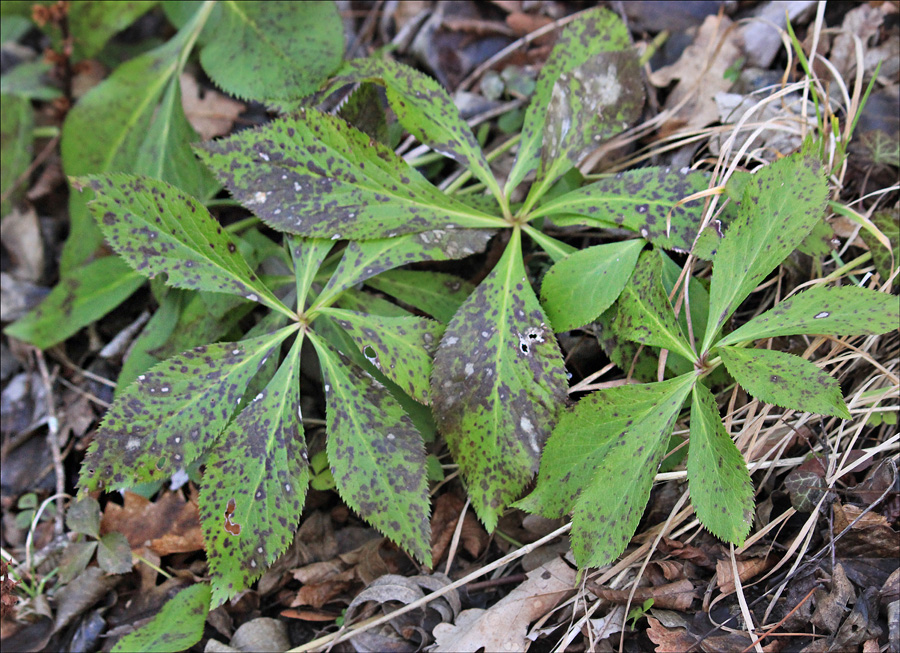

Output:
xmin=75 ymin=174 xmax=290 ymax=316
xmin=79 ymin=326 xmax=298 ymax=493
xmin=308 ymin=332 xmax=432 ymax=565
xmin=717 ymin=285 xmax=900 ymax=347
xmin=320 ymin=307 xmax=443 ymax=404
xmin=720 ymin=346 xmax=851 ymax=419
xmin=200 ymin=334 xmax=309 ymax=606
xmin=687 ymin=383 xmax=753 ymax=544
xmin=431 ymin=231 xmax=568 ymax=530
xmin=196 ymin=110 xmax=503 ymax=240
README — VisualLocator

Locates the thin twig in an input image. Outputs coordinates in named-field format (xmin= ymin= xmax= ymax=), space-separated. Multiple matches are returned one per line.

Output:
xmin=34 ymin=350 xmax=65 ymax=535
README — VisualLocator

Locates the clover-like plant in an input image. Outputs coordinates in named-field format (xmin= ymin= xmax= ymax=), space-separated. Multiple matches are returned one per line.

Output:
xmin=517 ymin=153 xmax=899 ymax=566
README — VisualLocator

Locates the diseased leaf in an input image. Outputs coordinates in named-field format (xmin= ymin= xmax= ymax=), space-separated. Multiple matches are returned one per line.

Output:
xmin=593 ymin=306 xmax=660 ymax=382
xmin=200 ymin=334 xmax=309 ymax=606
xmin=319 ymin=58 xmax=501 ymax=199
xmin=200 ymin=1 xmax=342 ymax=101
xmin=659 ymin=251 xmax=710 ymax=349
xmin=111 ymin=583 xmax=210 ymax=653
xmin=76 ymin=174 xmax=290 ymax=316
xmin=337 ymin=82 xmax=389 ymax=145
xmin=703 ymin=155 xmax=828 ymax=350
xmin=334 ymin=286 xmax=417 ymax=318
xmin=67 ymin=1 xmax=157 ymax=58
xmin=196 ymin=110 xmax=503 ymax=240
xmin=60 ymin=7 xmax=212 ymax=272
xmin=859 ymin=210 xmax=898 ymax=287
xmin=431 ymin=230 xmax=568 ymax=530
xmin=718 ymin=285 xmax=900 ymax=347
xmin=506 ymin=7 xmax=634 ymax=195
xmin=0 ymin=93 xmax=32 ymax=216
xmin=532 ymin=167 xmax=718 ymax=255
xmin=287 ymin=236 xmax=333 ymax=312
xmin=719 ymin=346 xmax=851 ymax=419
xmin=79 ymin=326 xmax=298 ymax=492
xmin=614 ymin=251 xmax=696 ymax=363
xmin=540 ymin=239 xmax=643 ymax=332
xmin=518 ymin=375 xmax=693 ymax=519
xmin=366 ymin=270 xmax=474 ymax=324
xmin=319 ymin=307 xmax=442 ymax=404
xmin=534 ymin=49 xmax=642 ymax=192
xmin=308 ymin=332 xmax=432 ymax=565
xmin=313 ymin=228 xmax=494 ymax=309
xmin=4 ymin=257 xmax=144 ymax=349
xmin=687 ymin=383 xmax=753 ymax=544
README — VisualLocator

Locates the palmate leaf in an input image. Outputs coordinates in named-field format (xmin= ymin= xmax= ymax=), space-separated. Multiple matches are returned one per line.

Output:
xmin=531 ymin=167 xmax=720 ymax=256
xmin=540 ymin=239 xmax=644 ymax=332
xmin=308 ymin=332 xmax=432 ymax=565
xmin=717 ymin=285 xmax=900 ymax=347
xmin=432 ymin=230 xmax=569 ymax=530
xmin=319 ymin=308 xmax=442 ymax=404
xmin=521 ymin=374 xmax=694 ymax=567
xmin=5 ymin=257 xmax=144 ymax=349
xmin=312 ymin=228 xmax=494 ymax=309
xmin=366 ymin=270 xmax=475 ymax=324
xmin=703 ymin=155 xmax=828 ymax=351
xmin=196 ymin=110 xmax=503 ymax=241
xmin=200 ymin=334 xmax=309 ymax=606
xmin=687 ymin=383 xmax=754 ymax=544
xmin=199 ymin=1 xmax=342 ymax=102
xmin=79 ymin=325 xmax=298 ymax=492
xmin=506 ymin=7 xmax=635 ymax=195
xmin=614 ymin=251 xmax=697 ymax=363
xmin=111 ymin=582 xmax=210 ymax=653
xmin=319 ymin=57 xmax=502 ymax=200
xmin=719 ymin=346 xmax=851 ymax=419
xmin=75 ymin=174 xmax=290 ymax=317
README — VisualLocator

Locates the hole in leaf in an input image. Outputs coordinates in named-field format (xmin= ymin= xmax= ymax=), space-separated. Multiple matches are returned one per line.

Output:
xmin=224 ymin=498 xmax=241 ymax=536
xmin=520 ymin=342 xmax=530 ymax=354
xmin=363 ymin=345 xmax=376 ymax=359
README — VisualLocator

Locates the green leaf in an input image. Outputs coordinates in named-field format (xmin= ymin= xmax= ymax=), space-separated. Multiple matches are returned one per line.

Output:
xmin=687 ymin=383 xmax=753 ymax=544
xmin=66 ymin=497 xmax=101 ymax=538
xmin=196 ymin=110 xmax=503 ymax=240
xmin=366 ymin=270 xmax=474 ymax=324
xmin=97 ymin=532 xmax=133 ymax=574
xmin=719 ymin=346 xmax=851 ymax=419
xmin=200 ymin=334 xmax=309 ymax=606
xmin=199 ymin=1 xmax=342 ymax=101
xmin=4 ymin=257 xmax=144 ymax=349
xmin=531 ymin=167 xmax=717 ymax=255
xmin=319 ymin=308 xmax=442 ymax=404
xmin=337 ymin=82 xmax=389 ymax=145
xmin=318 ymin=57 xmax=502 ymax=199
xmin=60 ymin=6 xmax=213 ymax=271
xmin=313 ymin=228 xmax=493 ymax=309
xmin=308 ymin=331 xmax=432 ymax=565
xmin=115 ymin=290 xmax=186 ymax=394
xmin=0 ymin=93 xmax=32 ymax=216
xmin=521 ymin=374 xmax=693 ymax=567
xmin=859 ymin=210 xmax=898 ymax=287
xmin=703 ymin=155 xmax=828 ymax=351
xmin=58 ymin=541 xmax=98 ymax=585
xmin=0 ymin=60 xmax=62 ymax=100
xmin=288 ymin=236 xmax=333 ymax=312
xmin=68 ymin=1 xmax=157 ymax=58
xmin=77 ymin=174 xmax=290 ymax=317
xmin=594 ymin=305 xmax=660 ymax=382
xmin=613 ymin=251 xmax=696 ymax=363
xmin=79 ymin=325 xmax=298 ymax=493
xmin=540 ymin=239 xmax=643 ymax=331
xmin=431 ymin=230 xmax=568 ymax=530
xmin=718 ymin=285 xmax=900 ymax=347
xmin=112 ymin=583 xmax=211 ymax=653
xmin=506 ymin=7 xmax=636 ymax=196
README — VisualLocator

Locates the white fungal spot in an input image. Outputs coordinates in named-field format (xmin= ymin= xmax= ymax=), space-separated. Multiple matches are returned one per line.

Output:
xmin=232 ymin=349 xmax=241 ymax=355
xmin=259 ymin=152 xmax=269 ymax=161
xmin=246 ymin=293 xmax=259 ymax=302
xmin=126 ymin=437 xmax=140 ymax=450
xmin=253 ymin=392 xmax=264 ymax=402
xmin=481 ymin=331 xmax=490 ymax=338
xmin=138 ymin=375 xmax=146 ymax=381
xmin=174 ymin=436 xmax=181 ymax=444
xmin=257 ymin=547 xmax=264 ymax=554
xmin=294 ymin=181 xmax=302 ymax=192
xmin=640 ymin=228 xmax=649 ymax=238
xmin=465 ymin=362 xmax=475 ymax=376
xmin=161 ymin=386 xmax=169 ymax=393
xmin=387 ymin=433 xmax=395 ymax=440
xmin=445 ymin=336 xmax=459 ymax=346
xmin=324 ymin=384 xmax=331 ymax=393
xmin=814 ymin=311 xmax=830 ymax=319
xmin=284 ymin=483 xmax=292 ymax=492
xmin=250 ymin=560 xmax=257 ymax=568
xmin=520 ymin=416 xmax=534 ymax=433
xmin=253 ymin=191 xmax=267 ymax=203
xmin=331 ymin=234 xmax=341 ymax=240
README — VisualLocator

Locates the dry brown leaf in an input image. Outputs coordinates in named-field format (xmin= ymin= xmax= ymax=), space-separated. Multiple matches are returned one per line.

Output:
xmin=432 ymin=557 xmax=576 ymax=652
xmin=649 ymin=15 xmax=742 ymax=134
xmin=589 ymin=579 xmax=698 ymax=612
xmin=811 ymin=563 xmax=854 ymax=634
xmin=646 ymin=616 xmax=699 ymax=653
xmin=100 ymin=490 xmax=204 ymax=556
xmin=716 ymin=555 xmax=774 ymax=595
xmin=1 ymin=206 xmax=44 ymax=283
xmin=832 ymin=501 xmax=900 ymax=559
xmin=430 ymin=493 xmax=489 ymax=565
xmin=179 ymin=74 xmax=244 ymax=141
